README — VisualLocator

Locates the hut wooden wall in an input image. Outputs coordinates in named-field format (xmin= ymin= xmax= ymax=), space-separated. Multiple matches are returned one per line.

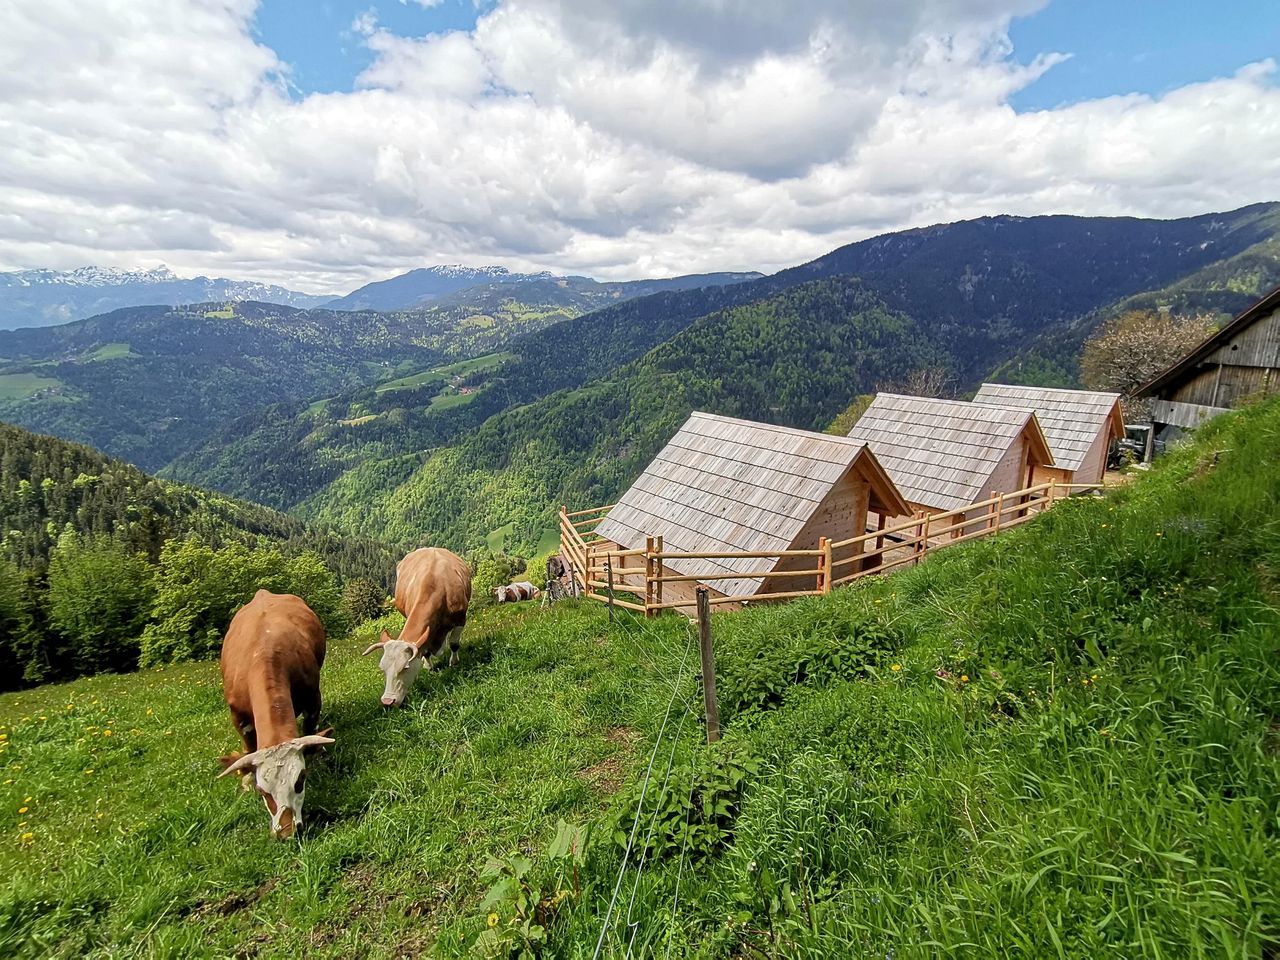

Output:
xmin=762 ymin=473 xmax=869 ymax=594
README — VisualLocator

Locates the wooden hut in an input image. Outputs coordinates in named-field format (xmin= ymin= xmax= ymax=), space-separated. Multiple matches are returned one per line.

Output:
xmin=845 ymin=393 xmax=1055 ymax=529
xmin=972 ymin=383 xmax=1123 ymax=488
xmin=592 ymin=411 xmax=909 ymax=608
xmin=1135 ymin=284 xmax=1280 ymax=454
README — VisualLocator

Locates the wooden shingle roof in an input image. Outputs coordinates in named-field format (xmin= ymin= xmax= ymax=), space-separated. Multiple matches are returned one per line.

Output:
xmin=594 ymin=411 xmax=907 ymax=598
xmin=845 ymin=393 xmax=1054 ymax=512
xmin=972 ymin=383 xmax=1123 ymax=472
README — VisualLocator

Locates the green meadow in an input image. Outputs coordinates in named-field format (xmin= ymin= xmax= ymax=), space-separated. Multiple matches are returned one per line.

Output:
xmin=2 ymin=399 xmax=1278 ymax=957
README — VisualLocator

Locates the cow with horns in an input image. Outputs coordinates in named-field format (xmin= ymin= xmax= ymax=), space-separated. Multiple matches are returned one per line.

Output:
xmin=217 ymin=590 xmax=333 ymax=839
xmin=364 ymin=547 xmax=472 ymax=707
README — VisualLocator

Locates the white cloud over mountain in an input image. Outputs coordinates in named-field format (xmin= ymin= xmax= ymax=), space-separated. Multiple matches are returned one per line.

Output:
xmin=1 ymin=0 xmax=1278 ymax=293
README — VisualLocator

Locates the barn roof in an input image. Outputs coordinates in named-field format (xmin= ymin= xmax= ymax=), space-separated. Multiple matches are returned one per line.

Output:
xmin=972 ymin=383 xmax=1123 ymax=473
xmin=594 ymin=411 xmax=908 ymax=598
xmin=1135 ymin=283 xmax=1280 ymax=397
xmin=845 ymin=393 xmax=1054 ymax=512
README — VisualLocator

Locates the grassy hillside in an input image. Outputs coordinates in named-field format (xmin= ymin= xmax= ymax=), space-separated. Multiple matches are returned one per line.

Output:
xmin=3 ymin=394 xmax=1276 ymax=957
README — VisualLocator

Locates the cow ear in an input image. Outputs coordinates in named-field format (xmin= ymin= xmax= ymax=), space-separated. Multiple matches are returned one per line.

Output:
xmin=380 ymin=629 xmax=392 ymax=643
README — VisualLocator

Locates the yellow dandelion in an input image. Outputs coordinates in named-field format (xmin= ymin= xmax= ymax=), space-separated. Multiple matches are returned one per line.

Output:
xmin=487 ymin=913 xmax=499 ymax=928
xmin=38 ymin=716 xmax=46 ymax=722
xmin=146 ymin=709 xmax=153 ymax=716
xmin=0 ymin=734 xmax=7 ymax=741
xmin=960 ymin=675 xmax=969 ymax=683
xmin=96 ymin=812 xmax=104 ymax=820
xmin=20 ymin=832 xmax=33 ymax=843
xmin=22 ymin=796 xmax=30 ymax=803
xmin=102 ymin=730 xmax=112 ymax=737
xmin=17 ymin=821 xmax=26 ymax=828
xmin=164 ymin=730 xmax=173 ymax=736
xmin=890 ymin=663 xmax=902 ymax=672
xmin=18 ymin=807 xmax=28 ymax=814
xmin=1155 ymin=532 xmax=1163 ymax=537
xmin=84 ymin=769 xmax=94 ymax=776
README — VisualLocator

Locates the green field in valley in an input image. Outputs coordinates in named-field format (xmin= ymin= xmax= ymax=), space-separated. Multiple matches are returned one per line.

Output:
xmin=0 ymin=373 xmax=63 ymax=401
xmin=2 ymin=399 xmax=1278 ymax=957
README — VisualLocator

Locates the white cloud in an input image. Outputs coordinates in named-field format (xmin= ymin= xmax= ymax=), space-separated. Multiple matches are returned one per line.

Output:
xmin=0 ymin=0 xmax=1278 ymax=293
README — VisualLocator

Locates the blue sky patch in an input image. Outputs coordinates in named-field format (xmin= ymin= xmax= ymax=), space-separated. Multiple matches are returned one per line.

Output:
xmin=1009 ymin=0 xmax=1280 ymax=111
xmin=254 ymin=0 xmax=486 ymax=96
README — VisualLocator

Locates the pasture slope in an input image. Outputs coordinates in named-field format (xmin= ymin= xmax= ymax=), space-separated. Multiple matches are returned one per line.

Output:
xmin=2 ymin=399 xmax=1279 ymax=958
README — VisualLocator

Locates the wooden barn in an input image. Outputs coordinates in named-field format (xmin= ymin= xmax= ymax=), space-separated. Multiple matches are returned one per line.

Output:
xmin=845 ymin=393 xmax=1055 ymax=528
xmin=1135 ymin=284 xmax=1280 ymax=453
xmin=591 ymin=411 xmax=909 ymax=608
xmin=972 ymin=383 xmax=1123 ymax=488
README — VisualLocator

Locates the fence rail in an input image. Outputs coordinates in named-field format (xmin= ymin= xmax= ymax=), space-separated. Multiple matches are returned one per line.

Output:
xmin=562 ymin=479 xmax=1102 ymax=617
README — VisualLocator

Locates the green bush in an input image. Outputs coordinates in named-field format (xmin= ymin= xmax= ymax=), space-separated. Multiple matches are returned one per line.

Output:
xmin=46 ymin=531 xmax=154 ymax=677
xmin=341 ymin=576 xmax=387 ymax=626
xmin=139 ymin=538 xmax=347 ymax=665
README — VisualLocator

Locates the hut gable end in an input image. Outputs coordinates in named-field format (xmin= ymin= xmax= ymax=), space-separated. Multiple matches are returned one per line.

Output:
xmin=595 ymin=412 xmax=906 ymax=598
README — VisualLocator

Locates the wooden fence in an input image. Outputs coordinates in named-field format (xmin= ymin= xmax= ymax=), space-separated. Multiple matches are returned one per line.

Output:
xmin=560 ymin=480 xmax=1103 ymax=617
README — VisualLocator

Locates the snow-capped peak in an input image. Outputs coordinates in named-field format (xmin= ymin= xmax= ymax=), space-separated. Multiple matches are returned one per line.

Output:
xmin=2 ymin=264 xmax=180 ymax=287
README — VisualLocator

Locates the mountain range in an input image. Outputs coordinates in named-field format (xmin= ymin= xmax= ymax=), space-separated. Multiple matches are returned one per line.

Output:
xmin=0 ymin=265 xmax=330 ymax=330
xmin=3 ymin=202 xmax=1279 ymax=558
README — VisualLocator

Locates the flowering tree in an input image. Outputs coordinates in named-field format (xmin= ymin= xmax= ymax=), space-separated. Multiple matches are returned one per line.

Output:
xmin=1080 ymin=310 xmax=1215 ymax=416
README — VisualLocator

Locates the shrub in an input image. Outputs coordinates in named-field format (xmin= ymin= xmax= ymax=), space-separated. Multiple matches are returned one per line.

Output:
xmin=139 ymin=538 xmax=346 ymax=665
xmin=341 ymin=576 xmax=387 ymax=626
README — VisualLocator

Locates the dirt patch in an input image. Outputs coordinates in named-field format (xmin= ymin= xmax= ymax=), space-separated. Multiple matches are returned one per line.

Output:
xmin=191 ymin=878 xmax=278 ymax=919
xmin=606 ymin=726 xmax=640 ymax=746
xmin=579 ymin=727 xmax=640 ymax=794
xmin=579 ymin=754 xmax=629 ymax=795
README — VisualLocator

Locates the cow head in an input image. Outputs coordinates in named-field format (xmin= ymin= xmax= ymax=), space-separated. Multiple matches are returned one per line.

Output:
xmin=362 ymin=630 xmax=424 ymax=707
xmin=494 ymin=586 xmax=510 ymax=603
xmin=218 ymin=732 xmax=334 ymax=839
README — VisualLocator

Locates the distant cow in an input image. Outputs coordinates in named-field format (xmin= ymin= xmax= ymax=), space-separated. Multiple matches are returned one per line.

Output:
xmin=496 ymin=581 xmax=540 ymax=603
xmin=363 ymin=547 xmax=472 ymax=707
xmin=217 ymin=590 xmax=333 ymax=839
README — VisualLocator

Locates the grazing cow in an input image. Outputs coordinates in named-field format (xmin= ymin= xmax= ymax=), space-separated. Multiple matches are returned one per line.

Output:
xmin=217 ymin=590 xmax=333 ymax=839
xmin=495 ymin=581 xmax=540 ymax=603
xmin=363 ymin=547 xmax=471 ymax=707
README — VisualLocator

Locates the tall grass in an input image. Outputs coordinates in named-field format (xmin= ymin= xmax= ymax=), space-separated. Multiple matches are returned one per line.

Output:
xmin=2 ymin=399 xmax=1278 ymax=957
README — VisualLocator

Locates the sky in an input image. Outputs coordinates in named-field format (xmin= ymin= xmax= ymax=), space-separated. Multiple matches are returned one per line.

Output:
xmin=2 ymin=0 xmax=1279 ymax=294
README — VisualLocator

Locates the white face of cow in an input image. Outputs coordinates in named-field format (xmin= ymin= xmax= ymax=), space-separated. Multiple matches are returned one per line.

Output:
xmin=363 ymin=632 xmax=423 ymax=707
xmin=218 ymin=735 xmax=334 ymax=839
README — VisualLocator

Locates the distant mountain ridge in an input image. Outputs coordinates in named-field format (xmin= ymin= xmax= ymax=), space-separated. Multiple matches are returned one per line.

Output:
xmin=0 ymin=264 xmax=329 ymax=330
xmin=323 ymin=265 xmax=763 ymax=312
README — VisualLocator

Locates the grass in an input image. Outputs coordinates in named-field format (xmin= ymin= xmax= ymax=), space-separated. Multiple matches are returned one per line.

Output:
xmin=83 ymin=343 xmax=138 ymax=362
xmin=203 ymin=308 xmax=236 ymax=320
xmin=3 ymin=398 xmax=1279 ymax=957
xmin=374 ymin=353 xmax=510 ymax=395
xmin=0 ymin=372 xmax=63 ymax=401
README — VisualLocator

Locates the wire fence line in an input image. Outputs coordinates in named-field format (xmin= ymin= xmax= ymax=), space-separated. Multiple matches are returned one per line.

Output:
xmin=623 ymin=631 xmax=698 ymax=959
xmin=592 ymin=623 xmax=697 ymax=960
xmin=663 ymin=744 xmax=701 ymax=960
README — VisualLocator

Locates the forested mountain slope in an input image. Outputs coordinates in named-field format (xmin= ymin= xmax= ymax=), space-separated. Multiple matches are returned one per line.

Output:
xmin=166 ymin=203 xmax=1280 ymax=518
xmin=0 ymin=421 xmax=398 ymax=585
xmin=300 ymin=278 xmax=946 ymax=548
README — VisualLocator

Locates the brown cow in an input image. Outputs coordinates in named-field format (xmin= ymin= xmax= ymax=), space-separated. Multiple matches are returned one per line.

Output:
xmin=217 ymin=590 xmax=333 ymax=838
xmin=363 ymin=547 xmax=472 ymax=707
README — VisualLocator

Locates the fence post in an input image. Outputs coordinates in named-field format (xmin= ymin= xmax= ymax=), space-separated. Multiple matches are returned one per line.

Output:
xmin=921 ymin=513 xmax=932 ymax=561
xmin=696 ymin=587 xmax=721 ymax=743
xmin=1047 ymin=479 xmax=1057 ymax=508
xmin=820 ymin=537 xmax=832 ymax=594
xmin=912 ymin=512 xmax=925 ymax=567
xmin=993 ymin=493 xmax=1005 ymax=535
xmin=644 ymin=536 xmax=656 ymax=619
xmin=606 ymin=558 xmax=615 ymax=623
xmin=653 ymin=535 xmax=664 ymax=615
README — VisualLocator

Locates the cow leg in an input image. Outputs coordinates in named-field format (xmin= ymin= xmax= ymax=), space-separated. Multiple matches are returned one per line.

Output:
xmin=299 ymin=691 xmax=322 ymax=736
xmin=447 ymin=626 xmax=464 ymax=668
xmin=232 ymin=709 xmax=256 ymax=792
